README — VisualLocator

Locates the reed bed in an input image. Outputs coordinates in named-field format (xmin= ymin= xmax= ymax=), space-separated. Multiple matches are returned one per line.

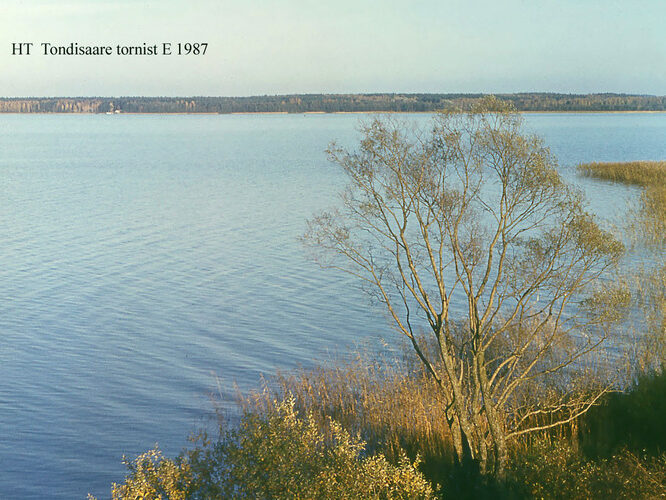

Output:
xmin=240 ymin=352 xmax=456 ymax=470
xmin=577 ymin=160 xmax=666 ymax=186
xmin=578 ymin=160 xmax=666 ymax=248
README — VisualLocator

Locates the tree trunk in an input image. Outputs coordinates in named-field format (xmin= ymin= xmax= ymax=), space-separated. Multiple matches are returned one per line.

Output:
xmin=493 ymin=434 xmax=508 ymax=479
xmin=449 ymin=415 xmax=464 ymax=463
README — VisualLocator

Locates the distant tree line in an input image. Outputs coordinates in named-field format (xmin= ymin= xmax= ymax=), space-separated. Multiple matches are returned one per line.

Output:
xmin=1 ymin=93 xmax=665 ymax=114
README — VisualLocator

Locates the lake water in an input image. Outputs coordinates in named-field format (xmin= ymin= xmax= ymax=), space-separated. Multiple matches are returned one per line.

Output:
xmin=0 ymin=112 xmax=664 ymax=499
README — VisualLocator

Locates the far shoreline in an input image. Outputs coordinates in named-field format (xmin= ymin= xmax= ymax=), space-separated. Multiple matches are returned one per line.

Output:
xmin=1 ymin=110 xmax=665 ymax=116
xmin=3 ymin=94 xmax=664 ymax=115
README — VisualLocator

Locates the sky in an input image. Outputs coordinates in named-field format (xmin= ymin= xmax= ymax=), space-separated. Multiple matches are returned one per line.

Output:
xmin=0 ymin=0 xmax=664 ymax=97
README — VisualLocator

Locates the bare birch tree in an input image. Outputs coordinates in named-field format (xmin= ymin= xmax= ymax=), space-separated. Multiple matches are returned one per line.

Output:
xmin=303 ymin=97 xmax=623 ymax=477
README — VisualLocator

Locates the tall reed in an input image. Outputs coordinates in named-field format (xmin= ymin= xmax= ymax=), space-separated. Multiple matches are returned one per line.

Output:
xmin=240 ymin=351 xmax=456 ymax=473
xmin=577 ymin=161 xmax=666 ymax=186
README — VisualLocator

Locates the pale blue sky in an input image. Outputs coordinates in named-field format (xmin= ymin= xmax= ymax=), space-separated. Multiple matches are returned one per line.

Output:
xmin=1 ymin=0 xmax=664 ymax=96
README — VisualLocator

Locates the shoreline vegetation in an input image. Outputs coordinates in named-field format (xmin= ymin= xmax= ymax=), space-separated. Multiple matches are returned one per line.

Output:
xmin=577 ymin=161 xmax=666 ymax=187
xmin=2 ymin=93 xmax=666 ymax=114
xmin=578 ymin=161 xmax=666 ymax=252
xmin=99 ymin=351 xmax=666 ymax=499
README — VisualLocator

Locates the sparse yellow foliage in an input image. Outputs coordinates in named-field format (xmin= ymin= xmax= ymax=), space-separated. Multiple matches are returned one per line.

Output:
xmin=108 ymin=446 xmax=193 ymax=500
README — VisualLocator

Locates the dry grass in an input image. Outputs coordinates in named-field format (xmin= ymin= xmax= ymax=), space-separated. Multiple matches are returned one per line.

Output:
xmin=240 ymin=352 xmax=456 ymax=471
xmin=577 ymin=161 xmax=666 ymax=187
xmin=639 ymin=185 xmax=666 ymax=239
xmin=236 ymin=347 xmax=613 ymax=479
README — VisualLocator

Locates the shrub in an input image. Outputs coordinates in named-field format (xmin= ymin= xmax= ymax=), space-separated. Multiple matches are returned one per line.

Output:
xmin=509 ymin=439 xmax=666 ymax=499
xmin=89 ymin=446 xmax=194 ymax=500
xmin=580 ymin=369 xmax=666 ymax=458
xmin=105 ymin=396 xmax=437 ymax=499
xmin=200 ymin=396 xmax=437 ymax=499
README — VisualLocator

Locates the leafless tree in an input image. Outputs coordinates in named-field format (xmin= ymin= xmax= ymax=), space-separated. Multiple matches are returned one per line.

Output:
xmin=303 ymin=97 xmax=623 ymax=477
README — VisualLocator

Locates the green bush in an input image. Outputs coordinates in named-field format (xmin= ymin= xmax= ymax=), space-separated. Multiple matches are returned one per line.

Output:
xmin=508 ymin=439 xmax=666 ymax=499
xmin=197 ymin=396 xmax=437 ymax=499
xmin=105 ymin=396 xmax=436 ymax=499
xmin=580 ymin=369 xmax=666 ymax=458
xmin=88 ymin=446 xmax=194 ymax=500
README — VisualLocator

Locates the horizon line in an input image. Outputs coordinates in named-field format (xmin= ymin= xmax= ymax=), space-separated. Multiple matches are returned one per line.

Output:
xmin=1 ymin=92 xmax=665 ymax=100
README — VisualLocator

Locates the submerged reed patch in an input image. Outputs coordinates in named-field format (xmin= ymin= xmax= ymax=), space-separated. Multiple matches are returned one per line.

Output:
xmin=577 ymin=161 xmax=666 ymax=186
xmin=579 ymin=161 xmax=665 ymax=338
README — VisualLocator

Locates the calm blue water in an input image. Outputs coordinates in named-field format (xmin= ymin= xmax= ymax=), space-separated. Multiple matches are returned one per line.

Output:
xmin=0 ymin=112 xmax=664 ymax=499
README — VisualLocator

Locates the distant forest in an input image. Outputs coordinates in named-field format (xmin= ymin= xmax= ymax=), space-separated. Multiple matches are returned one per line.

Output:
xmin=1 ymin=93 xmax=665 ymax=113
